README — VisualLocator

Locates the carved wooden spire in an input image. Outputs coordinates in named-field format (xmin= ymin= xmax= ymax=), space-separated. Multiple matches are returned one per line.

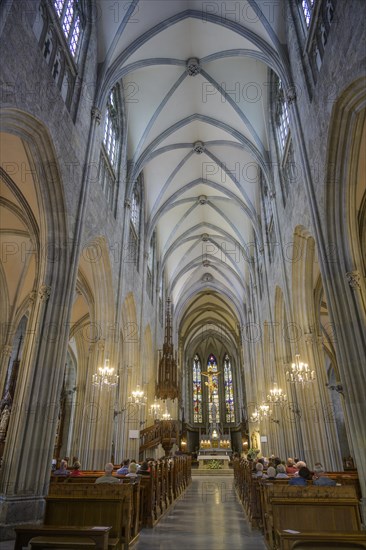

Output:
xmin=156 ymin=298 xmax=179 ymax=401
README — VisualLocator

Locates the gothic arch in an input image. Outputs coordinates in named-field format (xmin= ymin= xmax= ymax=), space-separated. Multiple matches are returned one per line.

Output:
xmin=325 ymin=78 xmax=366 ymax=326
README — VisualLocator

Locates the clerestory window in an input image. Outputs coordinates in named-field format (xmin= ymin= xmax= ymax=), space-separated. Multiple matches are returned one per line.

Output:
xmin=53 ymin=0 xmax=82 ymax=58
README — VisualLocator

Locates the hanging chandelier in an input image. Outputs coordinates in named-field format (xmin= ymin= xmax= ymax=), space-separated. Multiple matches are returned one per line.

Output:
xmin=267 ymin=383 xmax=287 ymax=403
xmin=259 ymin=402 xmax=272 ymax=418
xmin=250 ymin=402 xmax=272 ymax=422
xmin=250 ymin=408 xmax=259 ymax=423
xmin=156 ymin=298 xmax=179 ymax=401
xmin=149 ymin=398 xmax=161 ymax=420
xmin=161 ymin=404 xmax=171 ymax=420
xmin=92 ymin=359 xmax=118 ymax=389
xmin=286 ymin=354 xmax=315 ymax=385
xmin=128 ymin=385 xmax=147 ymax=406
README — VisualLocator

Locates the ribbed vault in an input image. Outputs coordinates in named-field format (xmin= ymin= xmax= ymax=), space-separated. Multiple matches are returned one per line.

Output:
xmin=95 ymin=0 xmax=288 ymax=358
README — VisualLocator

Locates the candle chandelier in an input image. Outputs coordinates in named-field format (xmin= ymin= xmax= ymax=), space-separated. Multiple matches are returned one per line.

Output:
xmin=149 ymin=398 xmax=161 ymax=420
xmin=92 ymin=359 xmax=119 ymax=389
xmin=286 ymin=354 xmax=315 ymax=385
xmin=128 ymin=385 xmax=147 ymax=406
xmin=250 ymin=402 xmax=272 ymax=422
xmin=267 ymin=383 xmax=287 ymax=403
xmin=161 ymin=404 xmax=171 ymax=420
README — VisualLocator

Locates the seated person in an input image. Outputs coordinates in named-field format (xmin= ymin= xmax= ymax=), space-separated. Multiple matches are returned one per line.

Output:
xmin=95 ymin=463 xmax=120 ymax=484
xmin=116 ymin=459 xmax=130 ymax=475
xmin=289 ymin=466 xmax=312 ymax=485
xmin=276 ymin=464 xmax=289 ymax=479
xmin=139 ymin=461 xmax=150 ymax=475
xmin=70 ymin=461 xmax=82 ymax=476
xmin=130 ymin=459 xmax=140 ymax=471
xmin=312 ymin=463 xmax=336 ymax=486
xmin=253 ymin=463 xmax=267 ymax=478
xmin=266 ymin=466 xmax=276 ymax=480
xmin=286 ymin=458 xmax=297 ymax=474
xmin=126 ymin=462 xmax=138 ymax=479
xmin=53 ymin=459 xmax=70 ymax=476
xmin=293 ymin=460 xmax=307 ymax=476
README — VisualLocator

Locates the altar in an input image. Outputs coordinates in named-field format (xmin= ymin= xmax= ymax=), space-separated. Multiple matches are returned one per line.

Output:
xmin=198 ymin=451 xmax=231 ymax=469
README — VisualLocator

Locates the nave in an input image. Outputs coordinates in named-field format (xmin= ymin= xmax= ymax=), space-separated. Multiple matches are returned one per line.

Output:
xmin=2 ymin=475 xmax=266 ymax=550
xmin=0 ymin=0 xmax=365 ymax=539
xmin=134 ymin=475 xmax=265 ymax=550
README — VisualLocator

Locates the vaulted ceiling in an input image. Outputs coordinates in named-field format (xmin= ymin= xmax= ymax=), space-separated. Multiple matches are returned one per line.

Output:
xmin=95 ymin=0 xmax=288 ymax=353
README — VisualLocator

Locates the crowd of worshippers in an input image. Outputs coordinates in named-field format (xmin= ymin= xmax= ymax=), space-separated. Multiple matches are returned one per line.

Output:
xmin=248 ymin=456 xmax=337 ymax=486
xmin=52 ymin=456 xmax=167 ymax=483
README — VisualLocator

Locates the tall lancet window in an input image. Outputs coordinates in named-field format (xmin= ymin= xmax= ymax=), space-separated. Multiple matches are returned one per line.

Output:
xmin=207 ymin=354 xmax=220 ymax=423
xmin=193 ymin=355 xmax=202 ymax=423
xmin=54 ymin=0 xmax=82 ymax=57
xmin=224 ymin=354 xmax=235 ymax=423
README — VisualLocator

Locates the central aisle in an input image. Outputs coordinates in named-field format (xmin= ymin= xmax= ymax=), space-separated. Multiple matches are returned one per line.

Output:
xmin=134 ymin=475 xmax=266 ymax=550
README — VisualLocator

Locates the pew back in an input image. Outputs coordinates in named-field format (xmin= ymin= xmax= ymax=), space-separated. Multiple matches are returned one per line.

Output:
xmin=45 ymin=483 xmax=139 ymax=550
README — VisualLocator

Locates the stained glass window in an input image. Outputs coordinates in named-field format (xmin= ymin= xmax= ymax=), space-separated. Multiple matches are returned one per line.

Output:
xmin=131 ymin=188 xmax=140 ymax=231
xmin=224 ymin=353 xmax=235 ymax=423
xmin=274 ymin=78 xmax=290 ymax=154
xmin=193 ymin=354 xmax=202 ymax=423
xmin=207 ymin=354 xmax=220 ymax=423
xmin=300 ymin=0 xmax=315 ymax=28
xmin=53 ymin=0 xmax=82 ymax=58
xmin=103 ymin=90 xmax=118 ymax=167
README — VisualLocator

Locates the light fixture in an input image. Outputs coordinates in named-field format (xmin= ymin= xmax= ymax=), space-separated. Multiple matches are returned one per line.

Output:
xmin=128 ymin=385 xmax=147 ymax=406
xmin=161 ymin=404 xmax=171 ymax=420
xmin=92 ymin=359 xmax=118 ymax=389
xmin=250 ymin=408 xmax=259 ymax=423
xmin=267 ymin=383 xmax=287 ymax=403
xmin=286 ymin=354 xmax=315 ymax=385
xmin=149 ymin=398 xmax=161 ymax=420
xmin=250 ymin=403 xmax=272 ymax=422
xmin=259 ymin=403 xmax=272 ymax=418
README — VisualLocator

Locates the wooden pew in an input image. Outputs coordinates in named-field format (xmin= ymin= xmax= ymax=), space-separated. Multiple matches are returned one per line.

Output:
xmin=276 ymin=530 xmax=366 ymax=549
xmin=261 ymin=484 xmax=362 ymax=550
xmin=14 ymin=525 xmax=112 ymax=550
xmin=44 ymin=482 xmax=141 ymax=550
xmin=48 ymin=456 xmax=192 ymax=531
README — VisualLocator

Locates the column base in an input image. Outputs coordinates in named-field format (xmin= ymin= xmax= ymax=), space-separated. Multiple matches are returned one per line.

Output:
xmin=0 ymin=495 xmax=45 ymax=540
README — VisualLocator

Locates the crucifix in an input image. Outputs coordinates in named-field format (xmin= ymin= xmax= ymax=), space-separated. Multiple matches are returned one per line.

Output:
xmin=201 ymin=365 xmax=221 ymax=401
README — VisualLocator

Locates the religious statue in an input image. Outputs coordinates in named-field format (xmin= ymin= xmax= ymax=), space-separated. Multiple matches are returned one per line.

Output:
xmin=250 ymin=431 xmax=259 ymax=451
xmin=201 ymin=366 xmax=221 ymax=399
xmin=0 ymin=405 xmax=10 ymax=442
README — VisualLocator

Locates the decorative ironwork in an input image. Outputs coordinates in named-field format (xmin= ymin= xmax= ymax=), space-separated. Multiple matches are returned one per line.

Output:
xmin=156 ymin=298 xmax=179 ymax=401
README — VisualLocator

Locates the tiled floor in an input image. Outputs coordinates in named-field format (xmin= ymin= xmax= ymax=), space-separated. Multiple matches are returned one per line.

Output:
xmin=133 ymin=475 xmax=266 ymax=550
xmin=1 ymin=476 xmax=266 ymax=550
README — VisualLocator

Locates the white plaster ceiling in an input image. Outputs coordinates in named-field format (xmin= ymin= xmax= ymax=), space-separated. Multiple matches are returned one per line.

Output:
xmin=96 ymin=0 xmax=286 ymax=349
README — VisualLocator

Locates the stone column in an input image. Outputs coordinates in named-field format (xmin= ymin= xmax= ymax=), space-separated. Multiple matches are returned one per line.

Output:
xmin=0 ymin=283 xmax=70 ymax=536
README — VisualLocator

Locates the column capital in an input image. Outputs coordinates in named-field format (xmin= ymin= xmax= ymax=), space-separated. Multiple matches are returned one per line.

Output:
xmin=1 ymin=344 xmax=12 ymax=357
xmin=304 ymin=332 xmax=315 ymax=344
xmin=91 ymin=106 xmax=102 ymax=124
xmin=39 ymin=284 xmax=51 ymax=302
xmin=346 ymin=270 xmax=361 ymax=290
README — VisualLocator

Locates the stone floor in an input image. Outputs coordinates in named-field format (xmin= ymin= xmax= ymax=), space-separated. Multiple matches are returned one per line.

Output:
xmin=133 ymin=475 xmax=266 ymax=550
xmin=2 ymin=476 xmax=266 ymax=550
